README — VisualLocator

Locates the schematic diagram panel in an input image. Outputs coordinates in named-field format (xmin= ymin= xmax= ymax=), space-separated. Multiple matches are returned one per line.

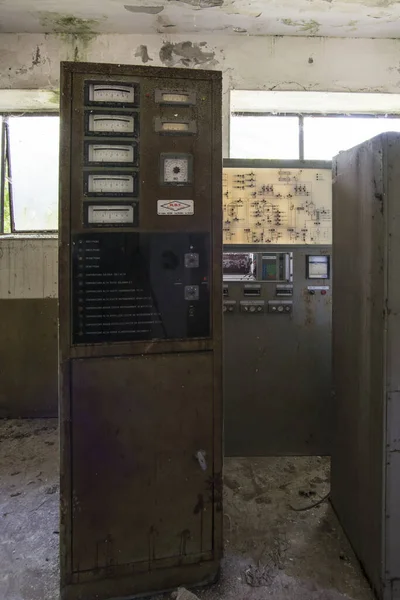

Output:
xmin=223 ymin=167 xmax=332 ymax=245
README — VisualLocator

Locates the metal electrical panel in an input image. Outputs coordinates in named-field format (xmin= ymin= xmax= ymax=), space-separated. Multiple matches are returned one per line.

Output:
xmin=331 ymin=133 xmax=400 ymax=600
xmin=223 ymin=160 xmax=332 ymax=456
xmin=58 ymin=62 xmax=222 ymax=600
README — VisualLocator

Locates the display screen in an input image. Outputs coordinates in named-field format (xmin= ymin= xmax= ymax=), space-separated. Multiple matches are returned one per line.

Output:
xmin=262 ymin=255 xmax=277 ymax=280
xmin=72 ymin=232 xmax=210 ymax=344
xmin=223 ymin=253 xmax=255 ymax=280
xmin=307 ymin=255 xmax=330 ymax=279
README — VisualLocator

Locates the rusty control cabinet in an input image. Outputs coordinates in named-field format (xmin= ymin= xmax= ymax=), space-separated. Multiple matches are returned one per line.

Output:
xmin=58 ymin=62 xmax=222 ymax=600
xmin=331 ymin=133 xmax=400 ymax=600
xmin=223 ymin=160 xmax=332 ymax=456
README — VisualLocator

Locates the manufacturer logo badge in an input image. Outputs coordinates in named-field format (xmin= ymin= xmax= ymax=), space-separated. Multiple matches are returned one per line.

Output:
xmin=157 ymin=200 xmax=194 ymax=215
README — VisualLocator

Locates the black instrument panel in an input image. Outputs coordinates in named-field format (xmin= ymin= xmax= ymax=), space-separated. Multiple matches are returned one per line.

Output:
xmin=72 ymin=231 xmax=211 ymax=344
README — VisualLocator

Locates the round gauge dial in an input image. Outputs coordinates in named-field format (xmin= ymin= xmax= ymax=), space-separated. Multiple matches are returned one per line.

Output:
xmin=163 ymin=157 xmax=190 ymax=183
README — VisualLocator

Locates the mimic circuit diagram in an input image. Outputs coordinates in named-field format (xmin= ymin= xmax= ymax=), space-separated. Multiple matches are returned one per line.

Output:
xmin=223 ymin=167 xmax=332 ymax=245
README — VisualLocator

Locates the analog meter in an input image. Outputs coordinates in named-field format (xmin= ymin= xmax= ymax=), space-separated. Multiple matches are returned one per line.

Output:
xmin=85 ymin=173 xmax=136 ymax=196
xmin=161 ymin=153 xmax=192 ymax=184
xmin=86 ymin=113 xmax=137 ymax=135
xmin=154 ymin=117 xmax=197 ymax=134
xmin=85 ymin=142 xmax=137 ymax=166
xmin=155 ymin=89 xmax=196 ymax=105
xmin=86 ymin=204 xmax=136 ymax=226
xmin=86 ymin=82 xmax=137 ymax=106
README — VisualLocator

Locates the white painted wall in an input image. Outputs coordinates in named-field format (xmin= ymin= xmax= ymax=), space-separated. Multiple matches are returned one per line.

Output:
xmin=1 ymin=32 xmax=400 ymax=297
xmin=0 ymin=237 xmax=58 ymax=298
xmin=1 ymin=33 xmax=400 ymax=155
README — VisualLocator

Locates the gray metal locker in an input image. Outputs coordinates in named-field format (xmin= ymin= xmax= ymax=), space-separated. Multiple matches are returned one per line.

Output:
xmin=332 ymin=132 xmax=400 ymax=600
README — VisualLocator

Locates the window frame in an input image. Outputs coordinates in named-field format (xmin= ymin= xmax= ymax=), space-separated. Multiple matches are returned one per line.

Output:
xmin=0 ymin=111 xmax=59 ymax=235
xmin=230 ymin=111 xmax=400 ymax=160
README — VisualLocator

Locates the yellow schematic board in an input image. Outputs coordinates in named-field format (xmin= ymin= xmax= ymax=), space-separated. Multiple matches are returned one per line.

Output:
xmin=223 ymin=167 xmax=332 ymax=245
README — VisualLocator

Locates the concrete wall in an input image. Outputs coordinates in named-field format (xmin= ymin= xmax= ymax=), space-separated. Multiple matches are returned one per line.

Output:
xmin=1 ymin=32 xmax=400 ymax=416
xmin=2 ymin=34 xmax=400 ymax=155
xmin=0 ymin=237 xmax=58 ymax=417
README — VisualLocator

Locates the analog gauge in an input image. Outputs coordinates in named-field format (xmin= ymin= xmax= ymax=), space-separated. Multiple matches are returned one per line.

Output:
xmin=161 ymin=122 xmax=189 ymax=132
xmin=88 ymin=113 xmax=136 ymax=134
xmin=87 ymin=174 xmax=134 ymax=195
xmin=163 ymin=157 xmax=189 ymax=183
xmin=88 ymin=144 xmax=135 ymax=164
xmin=87 ymin=205 xmax=134 ymax=224
xmin=88 ymin=83 xmax=135 ymax=104
xmin=161 ymin=93 xmax=190 ymax=103
xmin=155 ymin=89 xmax=196 ymax=105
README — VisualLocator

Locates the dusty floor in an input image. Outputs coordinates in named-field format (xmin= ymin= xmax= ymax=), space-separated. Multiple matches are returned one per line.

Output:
xmin=0 ymin=419 xmax=374 ymax=600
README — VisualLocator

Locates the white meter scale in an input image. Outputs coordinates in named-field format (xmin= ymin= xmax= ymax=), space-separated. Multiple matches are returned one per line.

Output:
xmin=87 ymin=174 xmax=135 ymax=195
xmin=161 ymin=93 xmax=191 ymax=104
xmin=87 ymin=144 xmax=135 ymax=164
xmin=88 ymin=113 xmax=136 ymax=135
xmin=163 ymin=157 xmax=190 ymax=183
xmin=161 ymin=122 xmax=189 ymax=132
xmin=87 ymin=205 xmax=134 ymax=225
xmin=88 ymin=83 xmax=135 ymax=105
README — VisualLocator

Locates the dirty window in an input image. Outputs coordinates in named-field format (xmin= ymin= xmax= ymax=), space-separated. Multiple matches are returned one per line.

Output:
xmin=7 ymin=115 xmax=59 ymax=231
xmin=230 ymin=115 xmax=299 ymax=160
xmin=304 ymin=116 xmax=400 ymax=160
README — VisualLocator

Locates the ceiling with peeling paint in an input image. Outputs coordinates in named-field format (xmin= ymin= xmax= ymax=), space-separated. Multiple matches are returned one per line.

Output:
xmin=1 ymin=0 xmax=400 ymax=38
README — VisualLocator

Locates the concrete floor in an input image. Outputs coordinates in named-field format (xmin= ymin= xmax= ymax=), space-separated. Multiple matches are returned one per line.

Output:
xmin=0 ymin=419 xmax=374 ymax=600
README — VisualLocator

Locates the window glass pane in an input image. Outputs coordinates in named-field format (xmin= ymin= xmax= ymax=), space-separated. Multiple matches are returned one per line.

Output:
xmin=8 ymin=116 xmax=59 ymax=230
xmin=230 ymin=115 xmax=299 ymax=159
xmin=304 ymin=116 xmax=400 ymax=160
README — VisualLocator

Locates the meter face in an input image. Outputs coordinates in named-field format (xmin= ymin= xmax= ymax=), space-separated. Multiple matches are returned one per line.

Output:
xmin=88 ymin=83 xmax=135 ymax=105
xmin=87 ymin=144 xmax=135 ymax=164
xmin=87 ymin=113 xmax=136 ymax=135
xmin=161 ymin=93 xmax=190 ymax=103
xmin=87 ymin=174 xmax=135 ymax=195
xmin=162 ymin=154 xmax=191 ymax=184
xmin=155 ymin=89 xmax=196 ymax=105
xmin=307 ymin=255 xmax=330 ymax=279
xmin=87 ymin=205 xmax=134 ymax=225
xmin=162 ymin=122 xmax=190 ymax=133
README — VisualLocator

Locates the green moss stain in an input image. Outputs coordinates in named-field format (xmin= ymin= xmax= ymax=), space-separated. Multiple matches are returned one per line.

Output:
xmin=40 ymin=13 xmax=99 ymax=42
xmin=48 ymin=90 xmax=60 ymax=105
xmin=281 ymin=18 xmax=320 ymax=35
xmin=39 ymin=12 xmax=100 ymax=59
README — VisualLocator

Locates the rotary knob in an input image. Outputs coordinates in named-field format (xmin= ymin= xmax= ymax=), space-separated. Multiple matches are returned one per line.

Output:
xmin=249 ymin=305 xmax=256 ymax=313
xmin=277 ymin=305 xmax=284 ymax=312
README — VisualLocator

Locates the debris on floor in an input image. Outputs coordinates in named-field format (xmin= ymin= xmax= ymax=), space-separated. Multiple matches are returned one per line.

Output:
xmin=0 ymin=420 xmax=374 ymax=600
xmin=171 ymin=587 xmax=201 ymax=600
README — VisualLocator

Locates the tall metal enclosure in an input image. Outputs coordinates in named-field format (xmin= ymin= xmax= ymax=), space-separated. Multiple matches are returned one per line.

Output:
xmin=331 ymin=133 xmax=400 ymax=600
xmin=223 ymin=160 xmax=332 ymax=456
xmin=58 ymin=62 xmax=222 ymax=600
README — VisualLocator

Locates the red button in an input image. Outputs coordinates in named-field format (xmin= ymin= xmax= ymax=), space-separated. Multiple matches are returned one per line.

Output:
xmin=321 ymin=290 xmax=327 ymax=295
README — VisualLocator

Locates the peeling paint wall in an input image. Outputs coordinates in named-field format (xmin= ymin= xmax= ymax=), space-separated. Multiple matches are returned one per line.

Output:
xmin=1 ymin=33 xmax=400 ymax=155
xmin=1 ymin=31 xmax=400 ymax=416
